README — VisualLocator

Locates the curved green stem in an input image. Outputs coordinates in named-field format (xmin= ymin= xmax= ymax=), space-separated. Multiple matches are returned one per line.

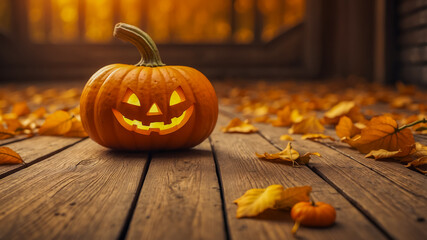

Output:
xmin=114 ymin=23 xmax=165 ymax=67
xmin=398 ymin=118 xmax=427 ymax=131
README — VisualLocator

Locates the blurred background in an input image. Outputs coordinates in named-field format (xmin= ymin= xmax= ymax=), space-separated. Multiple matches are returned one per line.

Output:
xmin=0 ymin=0 xmax=425 ymax=86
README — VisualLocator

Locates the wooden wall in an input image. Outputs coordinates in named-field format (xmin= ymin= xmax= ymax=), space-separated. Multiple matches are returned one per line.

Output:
xmin=398 ymin=0 xmax=427 ymax=85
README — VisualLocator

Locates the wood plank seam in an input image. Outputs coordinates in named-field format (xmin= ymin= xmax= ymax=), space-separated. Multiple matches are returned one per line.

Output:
xmin=119 ymin=152 xmax=153 ymax=240
xmin=208 ymin=137 xmax=232 ymax=240
xmin=0 ymin=137 xmax=87 ymax=180
xmin=254 ymin=128 xmax=395 ymax=240
xmin=0 ymin=136 xmax=32 ymax=147
xmin=318 ymin=142 xmax=427 ymax=201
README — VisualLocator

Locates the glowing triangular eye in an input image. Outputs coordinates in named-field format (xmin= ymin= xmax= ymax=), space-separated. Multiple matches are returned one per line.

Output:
xmin=127 ymin=93 xmax=141 ymax=106
xmin=169 ymin=87 xmax=185 ymax=106
xmin=147 ymin=103 xmax=162 ymax=115
xmin=123 ymin=89 xmax=141 ymax=106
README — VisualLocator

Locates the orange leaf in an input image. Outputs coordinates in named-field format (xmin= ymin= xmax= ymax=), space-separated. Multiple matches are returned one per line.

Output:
xmin=11 ymin=102 xmax=30 ymax=117
xmin=0 ymin=147 xmax=23 ymax=165
xmin=39 ymin=110 xmax=73 ymax=136
xmin=336 ymin=116 xmax=361 ymax=139
xmin=346 ymin=115 xmax=415 ymax=157
xmin=289 ymin=116 xmax=324 ymax=134
xmin=222 ymin=118 xmax=258 ymax=133
xmin=256 ymin=142 xmax=319 ymax=166
xmin=365 ymin=149 xmax=402 ymax=160
xmin=275 ymin=186 xmax=312 ymax=210
xmin=271 ymin=106 xmax=292 ymax=127
xmin=64 ymin=118 xmax=88 ymax=138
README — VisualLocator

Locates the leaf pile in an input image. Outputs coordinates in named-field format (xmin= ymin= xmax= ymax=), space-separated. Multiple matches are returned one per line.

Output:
xmin=0 ymin=86 xmax=87 ymax=165
xmin=234 ymin=184 xmax=312 ymax=218
xmin=220 ymin=79 xmax=427 ymax=174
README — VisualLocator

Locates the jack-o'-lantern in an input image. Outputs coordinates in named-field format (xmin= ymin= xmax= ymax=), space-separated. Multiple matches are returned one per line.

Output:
xmin=80 ymin=23 xmax=218 ymax=150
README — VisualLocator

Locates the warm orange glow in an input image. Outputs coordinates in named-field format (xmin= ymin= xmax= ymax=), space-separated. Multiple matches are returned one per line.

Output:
xmin=169 ymin=87 xmax=185 ymax=106
xmin=51 ymin=0 xmax=79 ymax=42
xmin=28 ymin=0 xmax=46 ymax=42
xmin=0 ymin=0 xmax=11 ymax=34
xmin=112 ymin=105 xmax=194 ymax=135
xmin=147 ymin=103 xmax=162 ymax=116
xmin=85 ymin=0 xmax=113 ymax=42
xmin=25 ymin=0 xmax=305 ymax=44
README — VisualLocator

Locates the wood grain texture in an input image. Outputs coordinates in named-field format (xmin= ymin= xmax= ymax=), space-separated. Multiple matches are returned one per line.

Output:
xmin=0 ymin=135 xmax=29 ymax=146
xmin=212 ymin=113 xmax=385 ymax=240
xmin=126 ymin=140 xmax=225 ymax=240
xmin=218 ymin=107 xmax=427 ymax=240
xmin=0 ymin=136 xmax=84 ymax=178
xmin=0 ymin=139 xmax=148 ymax=240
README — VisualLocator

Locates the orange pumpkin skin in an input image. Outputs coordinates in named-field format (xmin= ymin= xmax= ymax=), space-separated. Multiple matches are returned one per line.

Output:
xmin=80 ymin=23 xmax=218 ymax=151
xmin=291 ymin=201 xmax=336 ymax=227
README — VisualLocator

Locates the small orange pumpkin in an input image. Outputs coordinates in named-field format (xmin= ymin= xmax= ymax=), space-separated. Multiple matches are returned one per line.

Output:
xmin=80 ymin=23 xmax=218 ymax=150
xmin=290 ymin=201 xmax=336 ymax=234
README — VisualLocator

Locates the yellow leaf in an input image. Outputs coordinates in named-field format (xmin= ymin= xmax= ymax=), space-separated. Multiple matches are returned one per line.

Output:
xmin=324 ymin=101 xmax=356 ymax=120
xmin=290 ymin=109 xmax=304 ymax=123
xmin=289 ymin=116 xmax=324 ymax=134
xmin=275 ymin=186 xmax=312 ymax=210
xmin=256 ymin=142 xmax=318 ymax=166
xmin=302 ymin=133 xmax=335 ymax=141
xmin=256 ymin=142 xmax=299 ymax=161
xmin=39 ymin=110 xmax=73 ymax=136
xmin=234 ymin=185 xmax=285 ymax=218
xmin=365 ymin=149 xmax=402 ymax=160
xmin=0 ymin=147 xmax=23 ymax=165
xmin=222 ymin=118 xmax=258 ymax=133
xmin=280 ymin=134 xmax=294 ymax=141
xmin=64 ymin=118 xmax=88 ymax=138
xmin=346 ymin=115 xmax=415 ymax=157
xmin=336 ymin=116 xmax=361 ymax=139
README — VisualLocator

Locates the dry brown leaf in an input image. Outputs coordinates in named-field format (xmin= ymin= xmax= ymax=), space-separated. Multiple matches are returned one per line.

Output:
xmin=289 ymin=116 xmax=324 ymax=134
xmin=275 ymin=186 xmax=312 ymax=210
xmin=336 ymin=116 xmax=361 ymax=139
xmin=64 ymin=118 xmax=88 ymax=138
xmin=222 ymin=118 xmax=258 ymax=133
xmin=365 ymin=149 xmax=402 ymax=160
xmin=302 ymin=133 xmax=335 ymax=141
xmin=323 ymin=101 xmax=366 ymax=125
xmin=0 ymin=147 xmax=23 ymax=165
xmin=405 ymin=157 xmax=427 ymax=174
xmin=234 ymin=185 xmax=312 ymax=218
xmin=256 ymin=142 xmax=319 ymax=166
xmin=280 ymin=134 xmax=294 ymax=141
xmin=344 ymin=115 xmax=415 ymax=157
xmin=11 ymin=102 xmax=30 ymax=117
xmin=400 ymin=142 xmax=427 ymax=163
xmin=39 ymin=110 xmax=73 ymax=136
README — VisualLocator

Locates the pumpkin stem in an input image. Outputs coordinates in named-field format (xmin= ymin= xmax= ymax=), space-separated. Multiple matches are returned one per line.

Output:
xmin=114 ymin=23 xmax=165 ymax=67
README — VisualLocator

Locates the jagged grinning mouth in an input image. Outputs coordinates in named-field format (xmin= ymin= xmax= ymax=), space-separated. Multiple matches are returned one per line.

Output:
xmin=112 ymin=105 xmax=194 ymax=135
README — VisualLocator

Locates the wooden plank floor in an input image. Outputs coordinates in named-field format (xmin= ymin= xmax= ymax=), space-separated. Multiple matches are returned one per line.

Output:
xmin=1 ymin=83 xmax=427 ymax=240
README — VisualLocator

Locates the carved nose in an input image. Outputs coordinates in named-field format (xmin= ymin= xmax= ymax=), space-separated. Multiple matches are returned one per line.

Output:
xmin=147 ymin=103 xmax=162 ymax=116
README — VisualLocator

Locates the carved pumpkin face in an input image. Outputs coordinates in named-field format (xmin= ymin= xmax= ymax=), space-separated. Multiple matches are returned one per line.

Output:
xmin=80 ymin=23 xmax=218 ymax=151
xmin=112 ymin=86 xmax=194 ymax=135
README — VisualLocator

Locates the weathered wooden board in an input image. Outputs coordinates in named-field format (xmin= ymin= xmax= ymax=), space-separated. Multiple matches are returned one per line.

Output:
xmin=0 ymin=139 xmax=148 ymax=240
xmin=0 ymin=136 xmax=85 ymax=178
xmin=0 ymin=135 xmax=29 ymax=146
xmin=211 ymin=113 xmax=386 ymax=240
xmin=126 ymin=140 xmax=226 ymax=240
xmin=218 ymin=107 xmax=427 ymax=240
